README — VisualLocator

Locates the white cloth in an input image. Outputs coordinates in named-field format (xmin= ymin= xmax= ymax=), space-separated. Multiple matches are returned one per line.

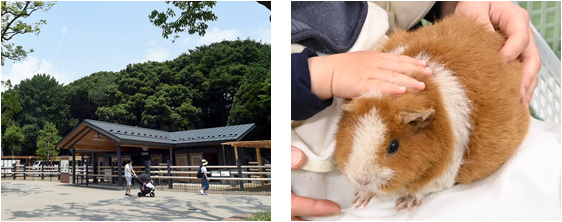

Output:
xmin=146 ymin=182 xmax=155 ymax=190
xmin=292 ymin=118 xmax=561 ymax=220
xmin=201 ymin=166 xmax=207 ymax=174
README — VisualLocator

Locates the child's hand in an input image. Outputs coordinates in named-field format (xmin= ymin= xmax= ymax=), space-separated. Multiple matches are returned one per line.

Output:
xmin=308 ymin=51 xmax=432 ymax=100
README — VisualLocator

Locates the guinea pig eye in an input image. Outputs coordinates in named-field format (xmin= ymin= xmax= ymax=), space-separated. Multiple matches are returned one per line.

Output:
xmin=387 ymin=139 xmax=399 ymax=155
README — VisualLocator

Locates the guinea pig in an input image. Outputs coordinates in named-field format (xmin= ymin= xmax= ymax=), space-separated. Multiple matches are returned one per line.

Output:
xmin=333 ymin=14 xmax=530 ymax=211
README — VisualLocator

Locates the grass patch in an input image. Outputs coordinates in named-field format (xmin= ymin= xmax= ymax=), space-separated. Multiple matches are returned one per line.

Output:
xmin=246 ymin=208 xmax=271 ymax=221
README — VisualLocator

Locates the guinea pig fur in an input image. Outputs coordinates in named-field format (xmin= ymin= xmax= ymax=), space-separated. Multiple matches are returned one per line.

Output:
xmin=333 ymin=15 xmax=530 ymax=211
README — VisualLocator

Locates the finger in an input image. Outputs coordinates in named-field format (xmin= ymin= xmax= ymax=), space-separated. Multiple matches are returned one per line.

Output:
xmin=291 ymin=193 xmax=341 ymax=217
xmin=380 ymin=59 xmax=433 ymax=77
xmin=500 ymin=29 xmax=530 ymax=63
xmin=381 ymin=53 xmax=427 ymax=67
xmin=370 ymin=70 xmax=427 ymax=91
xmin=495 ymin=5 xmax=530 ymax=63
xmin=524 ymin=74 xmax=539 ymax=106
xmin=291 ymin=146 xmax=306 ymax=170
xmin=519 ymin=27 xmax=541 ymax=105
xmin=365 ymin=79 xmax=407 ymax=95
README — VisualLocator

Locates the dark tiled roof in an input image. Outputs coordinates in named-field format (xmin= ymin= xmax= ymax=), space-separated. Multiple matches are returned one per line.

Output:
xmin=82 ymin=119 xmax=255 ymax=146
xmin=170 ymin=124 xmax=253 ymax=144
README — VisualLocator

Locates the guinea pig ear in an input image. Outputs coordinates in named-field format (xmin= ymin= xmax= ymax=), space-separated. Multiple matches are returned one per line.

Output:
xmin=400 ymin=109 xmax=435 ymax=131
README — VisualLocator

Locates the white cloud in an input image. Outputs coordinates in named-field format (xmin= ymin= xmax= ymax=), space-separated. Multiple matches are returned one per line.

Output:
xmin=195 ymin=27 xmax=242 ymax=46
xmin=2 ymin=56 xmax=75 ymax=86
xmin=179 ymin=36 xmax=191 ymax=46
xmin=141 ymin=39 xmax=170 ymax=62
xmin=62 ymin=26 xmax=67 ymax=36
xmin=250 ymin=25 xmax=271 ymax=44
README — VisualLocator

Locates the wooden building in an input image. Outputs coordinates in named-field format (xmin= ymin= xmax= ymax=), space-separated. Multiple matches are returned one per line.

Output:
xmin=56 ymin=119 xmax=256 ymax=186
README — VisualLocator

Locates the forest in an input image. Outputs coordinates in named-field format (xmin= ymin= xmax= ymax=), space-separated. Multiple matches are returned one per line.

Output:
xmin=1 ymin=39 xmax=271 ymax=157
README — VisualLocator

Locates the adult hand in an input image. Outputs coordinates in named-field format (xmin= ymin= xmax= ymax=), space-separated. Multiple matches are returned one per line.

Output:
xmin=291 ymin=146 xmax=341 ymax=221
xmin=308 ymin=51 xmax=432 ymax=101
xmin=454 ymin=1 xmax=541 ymax=105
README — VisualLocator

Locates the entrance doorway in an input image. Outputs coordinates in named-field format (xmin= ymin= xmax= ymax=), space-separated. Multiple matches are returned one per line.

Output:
xmin=175 ymin=154 xmax=188 ymax=182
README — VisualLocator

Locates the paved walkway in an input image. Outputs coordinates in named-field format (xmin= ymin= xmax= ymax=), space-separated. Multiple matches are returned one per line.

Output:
xmin=1 ymin=180 xmax=270 ymax=221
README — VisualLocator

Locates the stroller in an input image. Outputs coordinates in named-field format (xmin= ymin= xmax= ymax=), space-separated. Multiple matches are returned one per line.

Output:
xmin=136 ymin=173 xmax=155 ymax=197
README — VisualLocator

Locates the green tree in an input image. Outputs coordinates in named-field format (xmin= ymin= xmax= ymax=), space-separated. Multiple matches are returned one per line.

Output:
xmin=228 ymin=67 xmax=271 ymax=140
xmin=15 ymin=74 xmax=70 ymax=135
xmin=1 ymin=1 xmax=54 ymax=65
xmin=21 ymin=124 xmax=40 ymax=156
xmin=36 ymin=122 xmax=61 ymax=164
xmin=64 ymin=71 xmax=116 ymax=122
xmin=1 ymin=80 xmax=22 ymax=133
xmin=2 ymin=124 xmax=24 ymax=158
xmin=61 ymin=39 xmax=269 ymax=138
xmin=96 ymin=103 xmax=137 ymax=126
xmin=149 ymin=1 xmax=217 ymax=42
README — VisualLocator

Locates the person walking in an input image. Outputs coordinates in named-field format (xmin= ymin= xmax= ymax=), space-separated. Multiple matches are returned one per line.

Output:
xmin=199 ymin=159 xmax=210 ymax=195
xmin=125 ymin=159 xmax=137 ymax=196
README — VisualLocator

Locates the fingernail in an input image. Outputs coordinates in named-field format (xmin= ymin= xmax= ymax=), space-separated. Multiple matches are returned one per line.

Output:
xmin=423 ymin=67 xmax=432 ymax=75
xmin=418 ymin=60 xmax=427 ymax=66
xmin=291 ymin=147 xmax=302 ymax=167
xmin=398 ymin=86 xmax=406 ymax=93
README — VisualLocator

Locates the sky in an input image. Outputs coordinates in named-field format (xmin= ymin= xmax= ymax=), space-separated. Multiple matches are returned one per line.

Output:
xmin=0 ymin=1 xmax=271 ymax=87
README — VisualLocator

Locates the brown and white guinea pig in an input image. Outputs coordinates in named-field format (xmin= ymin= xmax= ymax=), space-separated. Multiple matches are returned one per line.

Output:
xmin=333 ymin=14 xmax=530 ymax=211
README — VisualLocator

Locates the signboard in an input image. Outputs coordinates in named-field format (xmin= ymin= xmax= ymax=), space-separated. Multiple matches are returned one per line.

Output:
xmin=210 ymin=170 xmax=231 ymax=177
xmin=60 ymin=160 xmax=69 ymax=173
xmin=211 ymin=171 xmax=220 ymax=177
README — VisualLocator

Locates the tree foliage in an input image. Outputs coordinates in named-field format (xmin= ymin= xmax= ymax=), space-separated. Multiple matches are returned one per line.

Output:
xmin=94 ymin=39 xmax=270 ymax=135
xmin=1 ymin=1 xmax=54 ymax=65
xmin=36 ymin=122 xmax=61 ymax=164
xmin=7 ymin=39 xmax=270 ymax=157
xmin=2 ymin=124 xmax=24 ymax=157
xmin=64 ymin=71 xmax=116 ymax=122
xmin=15 ymin=74 xmax=70 ymax=133
xmin=1 ymin=80 xmax=22 ymax=132
xmin=149 ymin=1 xmax=217 ymax=42
xmin=21 ymin=124 xmax=40 ymax=156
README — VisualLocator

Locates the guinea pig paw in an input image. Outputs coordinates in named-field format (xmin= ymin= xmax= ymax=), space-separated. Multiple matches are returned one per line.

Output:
xmin=352 ymin=189 xmax=374 ymax=209
xmin=396 ymin=196 xmax=422 ymax=212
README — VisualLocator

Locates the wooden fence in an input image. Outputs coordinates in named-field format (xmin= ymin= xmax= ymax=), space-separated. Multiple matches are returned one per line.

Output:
xmin=1 ymin=161 xmax=271 ymax=194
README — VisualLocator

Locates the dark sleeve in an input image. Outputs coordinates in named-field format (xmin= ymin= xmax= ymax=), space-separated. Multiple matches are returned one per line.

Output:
xmin=291 ymin=48 xmax=334 ymax=121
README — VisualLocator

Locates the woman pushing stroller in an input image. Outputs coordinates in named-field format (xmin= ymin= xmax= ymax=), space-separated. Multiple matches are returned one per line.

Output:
xmin=125 ymin=159 xmax=137 ymax=196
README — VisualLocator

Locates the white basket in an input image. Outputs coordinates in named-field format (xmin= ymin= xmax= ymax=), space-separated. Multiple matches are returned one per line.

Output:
xmin=529 ymin=24 xmax=561 ymax=123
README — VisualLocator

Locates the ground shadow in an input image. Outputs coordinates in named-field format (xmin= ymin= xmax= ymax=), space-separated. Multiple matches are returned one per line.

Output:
xmin=3 ymin=182 xmax=269 ymax=221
